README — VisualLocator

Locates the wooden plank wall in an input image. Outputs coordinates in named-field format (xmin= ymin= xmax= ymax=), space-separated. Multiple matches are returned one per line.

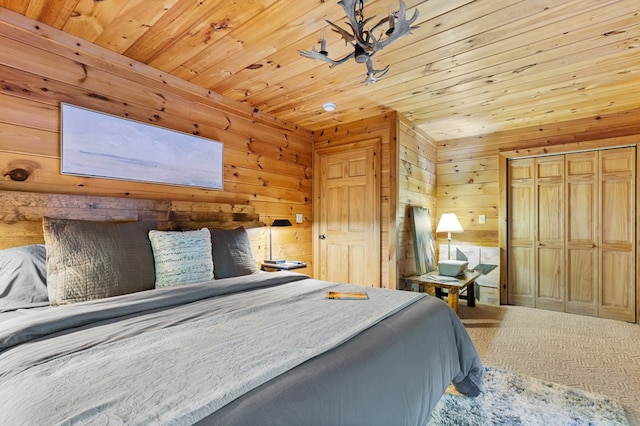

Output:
xmin=436 ymin=110 xmax=640 ymax=321
xmin=0 ymin=189 xmax=266 ymax=255
xmin=313 ymin=113 xmax=398 ymax=289
xmin=397 ymin=115 xmax=437 ymax=285
xmin=0 ymin=11 xmax=313 ymax=271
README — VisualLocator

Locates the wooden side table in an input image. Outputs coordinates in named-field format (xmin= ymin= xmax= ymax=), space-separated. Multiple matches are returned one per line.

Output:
xmin=261 ymin=261 xmax=307 ymax=271
xmin=402 ymin=270 xmax=481 ymax=314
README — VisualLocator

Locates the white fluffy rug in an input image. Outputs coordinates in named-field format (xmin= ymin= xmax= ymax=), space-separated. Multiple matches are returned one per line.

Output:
xmin=427 ymin=366 xmax=629 ymax=425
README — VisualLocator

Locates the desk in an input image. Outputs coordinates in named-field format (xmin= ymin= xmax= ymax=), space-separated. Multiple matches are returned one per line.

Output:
xmin=403 ymin=270 xmax=481 ymax=314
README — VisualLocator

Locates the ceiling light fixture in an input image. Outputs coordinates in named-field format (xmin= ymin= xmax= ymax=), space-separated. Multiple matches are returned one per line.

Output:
xmin=323 ymin=102 xmax=337 ymax=112
xmin=300 ymin=0 xmax=419 ymax=84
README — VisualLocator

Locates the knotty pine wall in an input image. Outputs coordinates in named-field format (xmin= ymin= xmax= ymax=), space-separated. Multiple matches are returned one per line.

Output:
xmin=397 ymin=115 xmax=437 ymax=285
xmin=436 ymin=110 xmax=640 ymax=320
xmin=0 ymin=11 xmax=313 ymax=270
xmin=313 ymin=113 xmax=438 ymax=290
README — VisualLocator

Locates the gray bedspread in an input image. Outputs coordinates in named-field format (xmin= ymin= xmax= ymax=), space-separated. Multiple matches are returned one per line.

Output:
xmin=0 ymin=272 xmax=484 ymax=425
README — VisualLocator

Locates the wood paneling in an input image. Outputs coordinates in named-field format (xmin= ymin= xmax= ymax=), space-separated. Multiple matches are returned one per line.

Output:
xmin=397 ymin=115 xmax=437 ymax=284
xmin=0 ymin=10 xmax=313 ymax=271
xmin=2 ymin=1 xmax=640 ymax=141
xmin=436 ymin=155 xmax=499 ymax=247
xmin=438 ymin=112 xmax=640 ymax=322
xmin=3 ymin=2 xmax=640 ymax=315
xmin=0 ymin=189 xmax=267 ymax=252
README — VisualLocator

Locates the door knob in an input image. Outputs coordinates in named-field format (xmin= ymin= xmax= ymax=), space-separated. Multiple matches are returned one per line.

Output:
xmin=319 ymin=234 xmax=326 ymax=240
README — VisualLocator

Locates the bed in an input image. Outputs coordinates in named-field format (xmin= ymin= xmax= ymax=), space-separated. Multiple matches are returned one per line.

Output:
xmin=0 ymin=216 xmax=484 ymax=425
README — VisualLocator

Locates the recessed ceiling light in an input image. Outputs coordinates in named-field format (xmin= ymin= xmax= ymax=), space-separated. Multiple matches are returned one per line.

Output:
xmin=323 ymin=102 xmax=336 ymax=112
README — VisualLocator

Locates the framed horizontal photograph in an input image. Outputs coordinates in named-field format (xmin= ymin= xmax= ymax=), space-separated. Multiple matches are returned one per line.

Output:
xmin=60 ymin=103 xmax=223 ymax=190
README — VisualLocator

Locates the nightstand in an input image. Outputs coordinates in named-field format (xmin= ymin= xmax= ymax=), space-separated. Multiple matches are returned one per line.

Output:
xmin=402 ymin=269 xmax=481 ymax=314
xmin=261 ymin=261 xmax=307 ymax=271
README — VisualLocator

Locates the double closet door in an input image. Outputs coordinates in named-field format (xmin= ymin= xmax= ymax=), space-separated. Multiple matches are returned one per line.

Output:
xmin=508 ymin=147 xmax=636 ymax=322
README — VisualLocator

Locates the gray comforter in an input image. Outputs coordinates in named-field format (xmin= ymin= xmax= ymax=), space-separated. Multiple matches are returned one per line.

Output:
xmin=0 ymin=272 xmax=483 ymax=425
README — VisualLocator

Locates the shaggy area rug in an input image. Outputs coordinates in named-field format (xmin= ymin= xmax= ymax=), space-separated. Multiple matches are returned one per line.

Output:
xmin=428 ymin=366 xmax=629 ymax=425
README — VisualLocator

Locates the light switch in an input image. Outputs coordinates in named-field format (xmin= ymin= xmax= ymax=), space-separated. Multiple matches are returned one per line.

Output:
xmin=296 ymin=213 xmax=303 ymax=224
xmin=479 ymin=214 xmax=486 ymax=224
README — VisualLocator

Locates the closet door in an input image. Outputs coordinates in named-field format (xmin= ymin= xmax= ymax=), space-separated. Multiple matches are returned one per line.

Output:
xmin=599 ymin=147 xmax=635 ymax=322
xmin=508 ymin=146 xmax=636 ymax=321
xmin=535 ymin=156 xmax=565 ymax=312
xmin=508 ymin=159 xmax=535 ymax=307
xmin=566 ymin=152 xmax=599 ymax=316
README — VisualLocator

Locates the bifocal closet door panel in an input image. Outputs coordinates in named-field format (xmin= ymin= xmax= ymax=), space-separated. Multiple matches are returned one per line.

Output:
xmin=508 ymin=159 xmax=535 ymax=307
xmin=599 ymin=147 xmax=636 ymax=322
xmin=535 ymin=156 xmax=565 ymax=312
xmin=566 ymin=152 xmax=599 ymax=316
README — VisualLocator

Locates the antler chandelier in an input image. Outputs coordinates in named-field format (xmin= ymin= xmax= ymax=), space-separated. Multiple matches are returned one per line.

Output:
xmin=300 ymin=0 xmax=419 ymax=84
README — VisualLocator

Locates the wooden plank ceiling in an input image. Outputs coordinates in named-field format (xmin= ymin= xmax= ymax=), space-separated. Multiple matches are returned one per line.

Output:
xmin=1 ymin=0 xmax=639 ymax=141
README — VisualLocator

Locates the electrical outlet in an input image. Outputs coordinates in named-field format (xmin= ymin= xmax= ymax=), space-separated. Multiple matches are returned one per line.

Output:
xmin=296 ymin=213 xmax=303 ymax=224
xmin=479 ymin=214 xmax=486 ymax=224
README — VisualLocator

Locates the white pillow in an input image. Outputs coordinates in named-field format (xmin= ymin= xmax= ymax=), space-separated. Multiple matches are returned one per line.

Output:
xmin=148 ymin=228 xmax=214 ymax=288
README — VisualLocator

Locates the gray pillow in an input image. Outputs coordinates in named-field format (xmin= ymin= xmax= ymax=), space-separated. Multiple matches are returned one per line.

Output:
xmin=209 ymin=227 xmax=259 ymax=279
xmin=43 ymin=218 xmax=156 ymax=306
xmin=0 ymin=244 xmax=49 ymax=311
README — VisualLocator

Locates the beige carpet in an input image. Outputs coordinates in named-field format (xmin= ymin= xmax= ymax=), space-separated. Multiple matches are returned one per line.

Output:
xmin=457 ymin=303 xmax=640 ymax=426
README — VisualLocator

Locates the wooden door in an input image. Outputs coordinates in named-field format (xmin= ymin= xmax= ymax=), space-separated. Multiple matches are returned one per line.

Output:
xmin=599 ymin=147 xmax=635 ymax=322
xmin=508 ymin=147 xmax=636 ymax=321
xmin=535 ymin=156 xmax=565 ymax=312
xmin=315 ymin=142 xmax=380 ymax=287
xmin=508 ymin=159 xmax=535 ymax=306
xmin=566 ymin=152 xmax=599 ymax=316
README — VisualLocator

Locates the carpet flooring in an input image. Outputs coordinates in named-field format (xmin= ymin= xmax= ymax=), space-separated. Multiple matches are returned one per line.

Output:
xmin=457 ymin=303 xmax=640 ymax=425
xmin=428 ymin=366 xmax=629 ymax=425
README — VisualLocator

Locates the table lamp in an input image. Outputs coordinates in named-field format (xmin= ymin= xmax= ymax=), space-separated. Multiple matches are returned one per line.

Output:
xmin=268 ymin=219 xmax=292 ymax=262
xmin=435 ymin=213 xmax=463 ymax=260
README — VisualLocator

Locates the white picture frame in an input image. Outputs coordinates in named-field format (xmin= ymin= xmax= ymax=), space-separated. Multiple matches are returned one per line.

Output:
xmin=61 ymin=103 xmax=223 ymax=190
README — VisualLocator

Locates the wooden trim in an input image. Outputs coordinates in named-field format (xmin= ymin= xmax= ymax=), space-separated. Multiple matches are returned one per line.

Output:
xmin=499 ymin=135 xmax=639 ymax=159
xmin=637 ymin=147 xmax=640 ymax=324
xmin=313 ymin=113 xmax=393 ymax=288
xmin=312 ymin=146 xmax=321 ymax=280
xmin=313 ymin=138 xmax=382 ymax=286
xmin=388 ymin=112 xmax=399 ymax=289
xmin=0 ymin=189 xmax=267 ymax=255
xmin=498 ymin=153 xmax=508 ymax=304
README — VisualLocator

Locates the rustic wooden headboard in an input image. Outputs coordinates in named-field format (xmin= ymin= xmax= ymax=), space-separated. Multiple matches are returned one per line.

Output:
xmin=0 ymin=190 xmax=266 ymax=256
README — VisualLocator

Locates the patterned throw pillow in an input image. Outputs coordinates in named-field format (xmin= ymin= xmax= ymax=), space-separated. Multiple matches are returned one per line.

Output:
xmin=148 ymin=228 xmax=214 ymax=288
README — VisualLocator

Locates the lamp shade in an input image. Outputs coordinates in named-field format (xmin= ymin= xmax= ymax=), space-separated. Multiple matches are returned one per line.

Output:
xmin=435 ymin=213 xmax=463 ymax=234
xmin=271 ymin=219 xmax=292 ymax=227
xmin=268 ymin=219 xmax=292 ymax=262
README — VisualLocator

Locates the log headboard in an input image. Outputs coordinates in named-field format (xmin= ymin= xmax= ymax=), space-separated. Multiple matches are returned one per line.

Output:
xmin=0 ymin=190 xmax=266 ymax=256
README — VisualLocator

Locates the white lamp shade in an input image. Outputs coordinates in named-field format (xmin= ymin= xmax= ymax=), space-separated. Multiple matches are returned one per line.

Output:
xmin=436 ymin=213 xmax=464 ymax=233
